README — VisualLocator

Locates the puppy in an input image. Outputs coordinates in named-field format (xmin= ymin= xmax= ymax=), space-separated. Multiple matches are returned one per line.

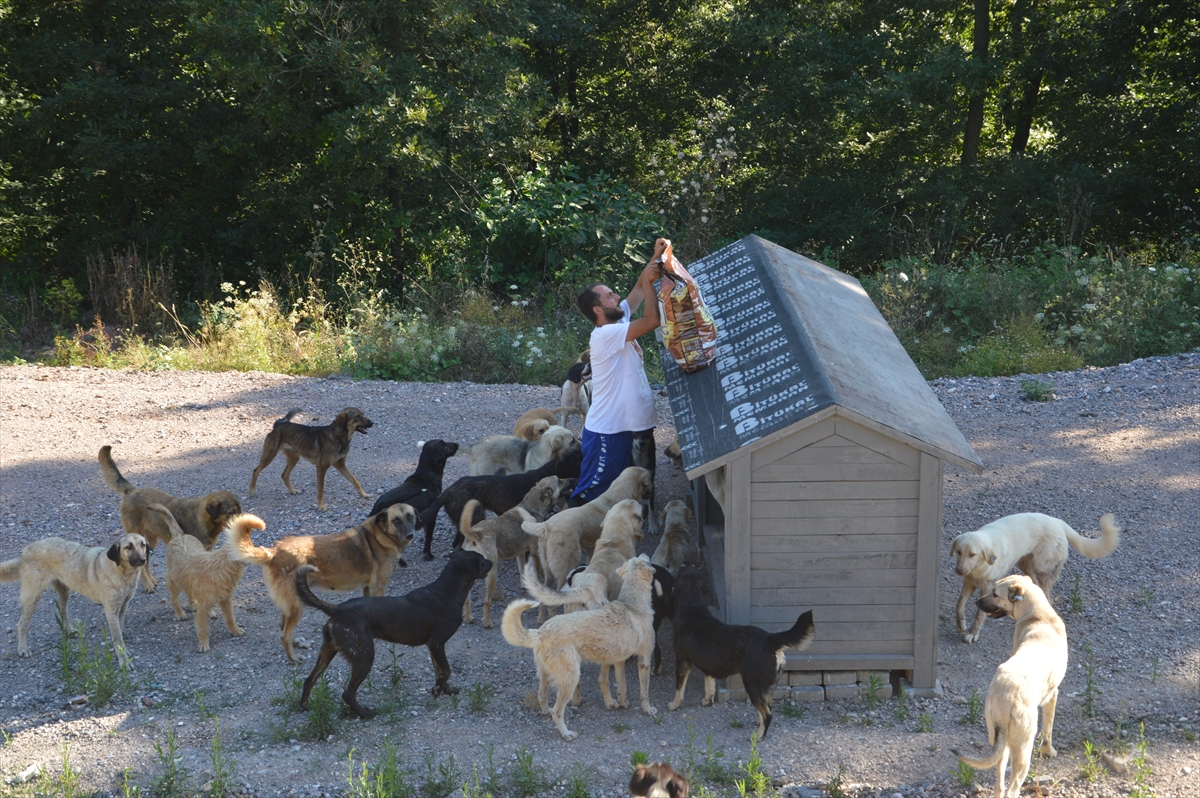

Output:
xmin=146 ymin=504 xmax=251 ymax=652
xmin=632 ymin=430 xmax=658 ymax=536
xmin=664 ymin=435 xmax=683 ymax=470
xmin=558 ymin=350 xmax=592 ymax=427
xmin=370 ymin=439 xmax=459 ymax=517
xmin=1 ymin=533 xmax=148 ymax=669
xmin=295 ymin=550 xmax=492 ymax=719
xmin=522 ymin=467 xmax=653 ymax=597
xmin=417 ymin=450 xmax=582 ymax=560
xmin=952 ymin=512 xmax=1120 ymax=643
xmin=522 ymin=499 xmax=645 ymax=617
xmin=668 ymin=566 xmax=815 ymax=739
xmin=502 ymin=555 xmax=658 ymax=740
xmin=952 ymin=575 xmax=1068 ymax=798
xmin=630 ymin=763 xmax=689 ymax=798
xmin=230 ymin=504 xmax=416 ymax=661
xmin=514 ymin=408 xmax=576 ymax=441
xmin=458 ymin=476 xmax=565 ymax=628
xmin=248 ymin=407 xmax=374 ymax=510
xmin=99 ymin=445 xmax=241 ymax=592
xmin=461 ymin=426 xmax=576 ymax=476
xmin=651 ymin=500 xmax=698 ymax=575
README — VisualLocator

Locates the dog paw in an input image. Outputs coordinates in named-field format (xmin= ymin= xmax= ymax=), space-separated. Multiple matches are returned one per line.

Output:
xmin=701 ymin=697 xmax=714 ymax=707
xmin=197 ymin=643 xmax=210 ymax=653
xmin=230 ymin=626 xmax=245 ymax=637
xmin=644 ymin=704 xmax=658 ymax=717
xmin=667 ymin=700 xmax=682 ymax=711
xmin=560 ymin=730 xmax=579 ymax=741
xmin=482 ymin=621 xmax=493 ymax=629
xmin=423 ymin=553 xmax=435 ymax=562
xmin=961 ymin=631 xmax=979 ymax=644
xmin=1042 ymin=743 xmax=1058 ymax=758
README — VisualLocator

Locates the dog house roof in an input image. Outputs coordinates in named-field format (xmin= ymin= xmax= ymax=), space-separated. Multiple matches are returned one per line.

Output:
xmin=659 ymin=235 xmax=983 ymax=476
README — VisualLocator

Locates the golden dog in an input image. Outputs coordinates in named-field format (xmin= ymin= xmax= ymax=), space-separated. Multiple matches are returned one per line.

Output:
xmin=147 ymin=504 xmax=254 ymax=652
xmin=458 ymin=476 xmax=566 ymax=628
xmin=99 ymin=445 xmax=241 ymax=592
xmin=230 ymin=504 xmax=415 ymax=661
xmin=952 ymin=512 xmax=1120 ymax=643
xmin=513 ymin=408 xmax=576 ymax=441
xmin=248 ymin=407 xmax=374 ymax=510
xmin=953 ymin=575 xmax=1068 ymax=798
xmin=651 ymin=500 xmax=698 ymax=575
xmin=1 ymin=533 xmax=148 ymax=669
xmin=502 ymin=555 xmax=658 ymax=740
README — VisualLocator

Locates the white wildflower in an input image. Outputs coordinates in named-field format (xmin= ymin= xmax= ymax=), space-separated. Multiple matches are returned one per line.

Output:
xmin=220 ymin=282 xmax=234 ymax=294
xmin=898 ymin=272 xmax=909 ymax=283
xmin=700 ymin=216 xmax=708 ymax=223
xmin=510 ymin=284 xmax=519 ymax=290
xmin=1082 ymin=303 xmax=1097 ymax=312
xmin=942 ymin=327 xmax=951 ymax=334
xmin=239 ymin=280 xmax=246 ymax=286
xmin=511 ymin=301 xmax=518 ymax=306
xmin=1070 ymin=324 xmax=1084 ymax=335
xmin=925 ymin=310 xmax=932 ymax=317
xmin=1148 ymin=266 xmax=1157 ymax=272
xmin=1035 ymin=312 xmax=1045 ymax=321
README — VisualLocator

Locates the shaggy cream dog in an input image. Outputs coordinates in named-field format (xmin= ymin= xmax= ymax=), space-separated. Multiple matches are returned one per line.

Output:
xmin=651 ymin=500 xmax=698 ymax=575
xmin=952 ymin=512 xmax=1120 ymax=643
xmin=1 ymin=533 xmax=148 ymax=669
xmin=463 ymin=426 xmax=576 ymax=476
xmin=953 ymin=575 xmax=1068 ymax=798
xmin=502 ymin=555 xmax=658 ymax=740
xmin=148 ymin=504 xmax=255 ymax=652
xmin=522 ymin=467 xmax=653 ymax=594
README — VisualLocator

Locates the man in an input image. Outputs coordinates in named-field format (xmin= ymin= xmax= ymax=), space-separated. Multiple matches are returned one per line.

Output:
xmin=571 ymin=239 xmax=672 ymax=505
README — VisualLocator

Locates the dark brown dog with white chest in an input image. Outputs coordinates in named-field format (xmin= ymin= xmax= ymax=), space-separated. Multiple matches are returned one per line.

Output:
xmin=248 ymin=407 xmax=374 ymax=510
xmin=294 ymin=550 xmax=492 ymax=719
xmin=629 ymin=763 xmax=688 ymax=798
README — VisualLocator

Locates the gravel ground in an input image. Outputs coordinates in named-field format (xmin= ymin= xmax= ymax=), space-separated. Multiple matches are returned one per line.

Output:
xmin=0 ymin=354 xmax=1197 ymax=798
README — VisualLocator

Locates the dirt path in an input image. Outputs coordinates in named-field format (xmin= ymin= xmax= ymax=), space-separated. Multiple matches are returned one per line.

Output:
xmin=1 ymin=355 xmax=1197 ymax=797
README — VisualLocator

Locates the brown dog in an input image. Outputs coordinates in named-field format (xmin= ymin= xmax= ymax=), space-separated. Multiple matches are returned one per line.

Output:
xmin=99 ymin=445 xmax=241 ymax=593
xmin=513 ymin=408 xmax=576 ymax=441
xmin=630 ymin=763 xmax=689 ymax=798
xmin=248 ymin=408 xmax=374 ymax=510
xmin=229 ymin=504 xmax=416 ymax=661
xmin=147 ymin=504 xmax=253 ymax=652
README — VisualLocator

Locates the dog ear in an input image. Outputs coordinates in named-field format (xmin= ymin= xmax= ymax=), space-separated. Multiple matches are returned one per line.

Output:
xmin=629 ymin=766 xmax=653 ymax=798
xmin=398 ymin=558 xmax=408 ymax=568
xmin=1010 ymin=584 xmax=1025 ymax=602
xmin=668 ymin=770 xmax=690 ymax=798
xmin=107 ymin=543 xmax=122 ymax=564
xmin=206 ymin=500 xmax=224 ymax=520
xmin=986 ymin=551 xmax=996 ymax=565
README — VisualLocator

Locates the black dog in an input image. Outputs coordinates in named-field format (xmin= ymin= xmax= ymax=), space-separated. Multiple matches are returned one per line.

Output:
xmin=668 ymin=566 xmax=814 ymax=739
xmin=632 ymin=429 xmax=657 ymax=534
xmin=294 ymin=550 xmax=492 ymax=719
xmin=369 ymin=439 xmax=459 ymax=517
xmin=650 ymin=564 xmax=674 ymax=675
xmin=416 ymin=448 xmax=582 ymax=559
xmin=629 ymin=762 xmax=689 ymax=798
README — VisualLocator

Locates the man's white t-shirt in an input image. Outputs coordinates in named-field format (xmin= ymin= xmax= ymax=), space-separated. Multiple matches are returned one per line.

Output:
xmin=584 ymin=300 xmax=657 ymax=434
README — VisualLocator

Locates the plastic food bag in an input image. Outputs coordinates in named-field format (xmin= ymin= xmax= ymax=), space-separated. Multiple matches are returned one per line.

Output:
xmin=656 ymin=240 xmax=718 ymax=373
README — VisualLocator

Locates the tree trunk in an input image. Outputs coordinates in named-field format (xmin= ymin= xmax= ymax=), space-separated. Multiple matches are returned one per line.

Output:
xmin=1010 ymin=69 xmax=1043 ymax=153
xmin=961 ymin=0 xmax=991 ymax=166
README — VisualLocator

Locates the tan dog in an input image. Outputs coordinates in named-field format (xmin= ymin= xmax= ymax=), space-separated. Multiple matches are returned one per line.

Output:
xmin=664 ymin=435 xmax=683 ymax=469
xmin=651 ymin=500 xmax=697 ymax=575
xmin=99 ymin=445 xmax=241 ymax=593
xmin=952 ymin=512 xmax=1120 ymax=643
xmin=502 ymin=555 xmax=658 ymax=740
xmin=248 ymin=407 xmax=374 ymax=510
xmin=953 ymin=575 xmax=1068 ymax=798
xmin=522 ymin=499 xmax=644 ymax=616
xmin=522 ymin=467 xmax=653 ymax=595
xmin=462 ymin=425 xmax=576 ymax=476
xmin=513 ymin=408 xmax=576 ymax=441
xmin=230 ymin=504 xmax=416 ymax=661
xmin=146 ymin=504 xmax=252 ymax=652
xmin=1 ymin=533 xmax=148 ymax=669
xmin=458 ymin=476 xmax=565 ymax=628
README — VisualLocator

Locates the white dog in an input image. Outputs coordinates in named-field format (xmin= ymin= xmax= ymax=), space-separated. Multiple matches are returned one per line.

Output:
xmin=462 ymin=426 xmax=576 ymax=476
xmin=953 ymin=575 xmax=1067 ymax=798
xmin=951 ymin=512 xmax=1120 ymax=643
xmin=502 ymin=555 xmax=658 ymax=740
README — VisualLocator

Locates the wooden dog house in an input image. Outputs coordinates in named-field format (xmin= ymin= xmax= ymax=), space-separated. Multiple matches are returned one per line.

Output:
xmin=658 ymin=236 xmax=983 ymax=689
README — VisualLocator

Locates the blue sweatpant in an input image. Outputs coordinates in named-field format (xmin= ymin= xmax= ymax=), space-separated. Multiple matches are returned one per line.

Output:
xmin=571 ymin=429 xmax=634 ymax=504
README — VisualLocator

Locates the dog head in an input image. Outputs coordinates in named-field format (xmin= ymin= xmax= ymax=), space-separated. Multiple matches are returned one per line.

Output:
xmin=602 ymin=499 xmax=644 ymax=542
xmin=520 ymin=418 xmax=551 ymax=441
xmin=977 ymin=574 xmax=1039 ymax=620
xmin=106 ymin=533 xmax=149 ymax=570
xmin=615 ymin=553 xmax=655 ymax=591
xmin=204 ymin=491 xmax=243 ymax=533
xmin=447 ymin=548 xmax=493 ymax=581
xmin=950 ymin=531 xmax=995 ymax=577
xmin=608 ymin=466 xmax=653 ymax=502
xmin=525 ymin=477 xmax=564 ymax=518
xmin=673 ymin=565 xmax=706 ymax=601
xmin=370 ymin=504 xmax=416 ymax=566
xmin=551 ymin=448 xmax=583 ymax=480
xmin=660 ymin=500 xmax=693 ymax=533
xmin=417 ymin=439 xmax=460 ymax=472
xmin=337 ymin=407 xmax=374 ymax=435
xmin=540 ymin=426 xmax=576 ymax=458
xmin=630 ymin=762 xmax=689 ymax=798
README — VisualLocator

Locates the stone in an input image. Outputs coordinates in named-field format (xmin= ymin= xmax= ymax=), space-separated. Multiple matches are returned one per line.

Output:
xmin=823 ymin=671 xmax=857 ymax=686
xmin=791 ymin=686 xmax=825 ymax=702
xmin=1102 ymin=753 xmax=1129 ymax=774
xmin=725 ymin=674 xmax=744 ymax=690
xmin=899 ymin=677 xmax=944 ymax=699
xmin=824 ymin=684 xmax=859 ymax=701
xmin=857 ymin=670 xmax=890 ymax=684
xmin=787 ymin=671 xmax=823 ymax=686
xmin=861 ymin=682 xmax=893 ymax=700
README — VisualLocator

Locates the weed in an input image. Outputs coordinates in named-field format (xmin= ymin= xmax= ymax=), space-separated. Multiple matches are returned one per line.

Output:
xmin=1019 ymin=379 xmax=1056 ymax=401
xmin=194 ymin=690 xmax=216 ymax=722
xmin=1140 ymin=586 xmax=1156 ymax=607
xmin=450 ymin=694 xmax=459 ymax=711
xmin=1081 ymin=644 xmax=1099 ymax=719
xmin=564 ymin=765 xmax=592 ymax=798
xmin=1 ymin=728 xmax=10 ymax=748
xmin=894 ymin=685 xmax=910 ymax=721
xmin=150 ymin=729 xmax=191 ymax=798
xmin=387 ymin=645 xmax=405 ymax=692
xmin=467 ymin=683 xmax=494 ymax=713
xmin=735 ymin=734 xmax=776 ymax=798
xmin=961 ymin=688 xmax=983 ymax=726
xmin=917 ymin=713 xmax=934 ymax=733
xmin=302 ymin=675 xmax=340 ymax=741
xmin=511 ymin=746 xmax=545 ymax=798
xmin=1068 ymin=573 xmax=1083 ymax=613
xmin=613 ymin=722 xmax=632 ymax=733
xmin=461 ymin=765 xmax=493 ymax=798
xmin=698 ymin=735 xmax=734 ymax=784
xmin=1129 ymin=723 xmax=1155 ymax=798
xmin=631 ymin=751 xmax=650 ymax=767
xmin=730 ymin=716 xmax=745 ymax=729
xmin=207 ymin=719 xmax=237 ymax=798
xmin=826 ymin=765 xmax=848 ymax=798
xmin=422 ymin=754 xmax=460 ymax=798
xmin=653 ymin=711 xmax=665 ymax=726
xmin=862 ymin=675 xmax=884 ymax=710
xmin=121 ymin=767 xmax=142 ymax=798
xmin=778 ymin=702 xmax=805 ymax=720
xmin=57 ymin=743 xmax=84 ymax=798
xmin=273 ymin=668 xmax=305 ymax=714
xmin=952 ymin=760 xmax=974 ymax=787
xmin=1081 ymin=740 xmax=1105 ymax=783
xmin=683 ymin=720 xmax=700 ymax=783
xmin=347 ymin=741 xmax=416 ymax=798
xmin=56 ymin=611 xmax=130 ymax=705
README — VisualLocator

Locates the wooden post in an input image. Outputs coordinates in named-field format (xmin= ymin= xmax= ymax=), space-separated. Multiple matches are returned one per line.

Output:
xmin=726 ymin=455 xmax=752 ymax=624
xmin=913 ymin=452 xmax=944 ymax=688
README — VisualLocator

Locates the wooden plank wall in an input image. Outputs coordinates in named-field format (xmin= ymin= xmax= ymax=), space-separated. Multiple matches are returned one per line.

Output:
xmin=747 ymin=416 xmax=921 ymax=659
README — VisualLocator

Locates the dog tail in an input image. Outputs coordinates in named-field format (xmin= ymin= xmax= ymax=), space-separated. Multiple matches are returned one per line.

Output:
xmin=145 ymin=503 xmax=184 ymax=543
xmin=1067 ymin=513 xmax=1122 ymax=559
xmin=227 ymin=514 xmax=274 ymax=565
xmin=520 ymin=519 xmax=548 ymax=537
xmin=276 ymin=409 xmax=302 ymax=425
xmin=520 ymin=559 xmax=606 ymax=608
xmin=459 ymin=500 xmax=483 ymax=545
xmin=0 ymin=558 xmax=19 ymax=583
xmin=501 ymin=598 xmax=539 ymax=649
xmin=766 ymin=610 xmax=816 ymax=654
xmin=952 ymin=728 xmax=1006 ymax=770
xmin=294 ymin=565 xmax=338 ymax=615
xmin=98 ymin=445 xmax=136 ymax=495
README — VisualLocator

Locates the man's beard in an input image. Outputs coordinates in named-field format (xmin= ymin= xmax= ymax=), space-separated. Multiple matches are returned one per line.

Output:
xmin=602 ymin=305 xmax=624 ymax=323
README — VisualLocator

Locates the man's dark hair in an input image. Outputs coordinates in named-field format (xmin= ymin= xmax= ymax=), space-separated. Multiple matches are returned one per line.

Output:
xmin=576 ymin=283 xmax=604 ymax=325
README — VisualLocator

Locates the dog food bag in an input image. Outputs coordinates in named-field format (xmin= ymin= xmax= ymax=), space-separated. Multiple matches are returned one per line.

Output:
xmin=656 ymin=240 xmax=718 ymax=373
